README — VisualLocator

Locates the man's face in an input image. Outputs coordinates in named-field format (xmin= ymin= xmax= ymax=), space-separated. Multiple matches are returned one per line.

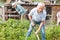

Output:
xmin=37 ymin=6 xmax=44 ymax=13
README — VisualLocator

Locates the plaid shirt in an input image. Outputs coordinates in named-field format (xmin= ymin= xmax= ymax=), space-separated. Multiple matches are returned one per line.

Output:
xmin=15 ymin=5 xmax=26 ymax=15
xmin=28 ymin=7 xmax=46 ymax=22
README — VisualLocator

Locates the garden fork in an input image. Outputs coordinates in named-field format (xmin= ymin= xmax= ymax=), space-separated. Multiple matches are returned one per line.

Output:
xmin=34 ymin=27 xmax=40 ymax=40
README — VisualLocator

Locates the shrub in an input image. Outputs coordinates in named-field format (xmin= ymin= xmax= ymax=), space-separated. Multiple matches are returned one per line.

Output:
xmin=0 ymin=19 xmax=60 ymax=40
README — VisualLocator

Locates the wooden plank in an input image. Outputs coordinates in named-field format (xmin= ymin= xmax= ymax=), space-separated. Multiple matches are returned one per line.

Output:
xmin=5 ymin=11 xmax=17 ymax=13
xmin=5 ymin=15 xmax=20 ymax=17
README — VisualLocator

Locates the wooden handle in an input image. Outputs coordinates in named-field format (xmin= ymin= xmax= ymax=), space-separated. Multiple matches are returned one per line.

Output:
xmin=36 ymin=34 xmax=40 ymax=40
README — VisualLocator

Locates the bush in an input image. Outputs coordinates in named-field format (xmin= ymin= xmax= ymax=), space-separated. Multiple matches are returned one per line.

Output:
xmin=46 ymin=25 xmax=60 ymax=40
xmin=0 ymin=19 xmax=60 ymax=40
xmin=0 ymin=19 xmax=30 ymax=40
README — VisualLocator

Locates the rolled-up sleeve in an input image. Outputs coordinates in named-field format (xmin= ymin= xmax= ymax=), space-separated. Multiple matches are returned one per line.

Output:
xmin=41 ymin=10 xmax=46 ymax=21
xmin=28 ymin=9 xmax=35 ymax=16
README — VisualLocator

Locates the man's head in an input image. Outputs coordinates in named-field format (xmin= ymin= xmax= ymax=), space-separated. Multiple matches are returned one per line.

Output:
xmin=37 ymin=2 xmax=45 ymax=13
xmin=12 ymin=2 xmax=17 ymax=8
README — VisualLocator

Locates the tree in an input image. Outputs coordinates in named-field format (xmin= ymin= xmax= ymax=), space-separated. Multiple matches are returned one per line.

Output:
xmin=32 ymin=0 xmax=44 ymax=2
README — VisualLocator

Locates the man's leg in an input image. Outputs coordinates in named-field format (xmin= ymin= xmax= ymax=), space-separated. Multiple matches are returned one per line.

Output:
xmin=57 ymin=21 xmax=59 ymax=26
xmin=5 ymin=0 xmax=11 ymax=4
xmin=26 ymin=21 xmax=35 ymax=37
xmin=41 ymin=25 xmax=46 ymax=40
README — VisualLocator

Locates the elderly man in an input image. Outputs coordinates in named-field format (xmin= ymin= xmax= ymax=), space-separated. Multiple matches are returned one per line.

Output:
xmin=12 ymin=2 xmax=26 ymax=15
xmin=26 ymin=2 xmax=46 ymax=40
xmin=12 ymin=2 xmax=26 ymax=20
xmin=57 ymin=11 xmax=60 ymax=26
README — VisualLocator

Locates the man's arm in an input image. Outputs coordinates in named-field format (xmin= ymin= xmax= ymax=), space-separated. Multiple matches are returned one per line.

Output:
xmin=28 ymin=8 xmax=35 ymax=21
xmin=28 ymin=15 xmax=32 ymax=22
xmin=28 ymin=8 xmax=35 ymax=26
xmin=35 ymin=10 xmax=46 ymax=35
xmin=35 ymin=21 xmax=45 ymax=35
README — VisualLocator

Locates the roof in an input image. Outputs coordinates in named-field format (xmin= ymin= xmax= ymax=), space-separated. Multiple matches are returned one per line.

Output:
xmin=0 ymin=2 xmax=60 ymax=7
xmin=44 ymin=0 xmax=56 ymax=1
xmin=20 ymin=3 xmax=60 ymax=6
xmin=46 ymin=4 xmax=60 ymax=6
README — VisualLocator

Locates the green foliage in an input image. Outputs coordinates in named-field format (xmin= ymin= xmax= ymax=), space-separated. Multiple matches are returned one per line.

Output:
xmin=0 ymin=19 xmax=30 ymax=40
xmin=0 ymin=19 xmax=60 ymax=40
xmin=46 ymin=25 xmax=60 ymax=40
xmin=32 ymin=0 xmax=43 ymax=2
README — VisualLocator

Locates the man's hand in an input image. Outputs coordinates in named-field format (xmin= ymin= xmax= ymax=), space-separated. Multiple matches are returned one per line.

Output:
xmin=35 ymin=31 xmax=38 ymax=35
xmin=31 ymin=21 xmax=35 ymax=27
xmin=35 ymin=21 xmax=44 ymax=35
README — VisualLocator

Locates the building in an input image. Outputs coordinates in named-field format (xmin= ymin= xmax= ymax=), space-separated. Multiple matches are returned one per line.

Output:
xmin=44 ymin=0 xmax=57 ymax=4
xmin=0 ymin=0 xmax=60 ymax=24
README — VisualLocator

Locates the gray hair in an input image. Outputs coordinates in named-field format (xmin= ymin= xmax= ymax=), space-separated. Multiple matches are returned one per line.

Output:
xmin=37 ymin=2 xmax=45 ymax=7
xmin=12 ymin=2 xmax=16 ymax=6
